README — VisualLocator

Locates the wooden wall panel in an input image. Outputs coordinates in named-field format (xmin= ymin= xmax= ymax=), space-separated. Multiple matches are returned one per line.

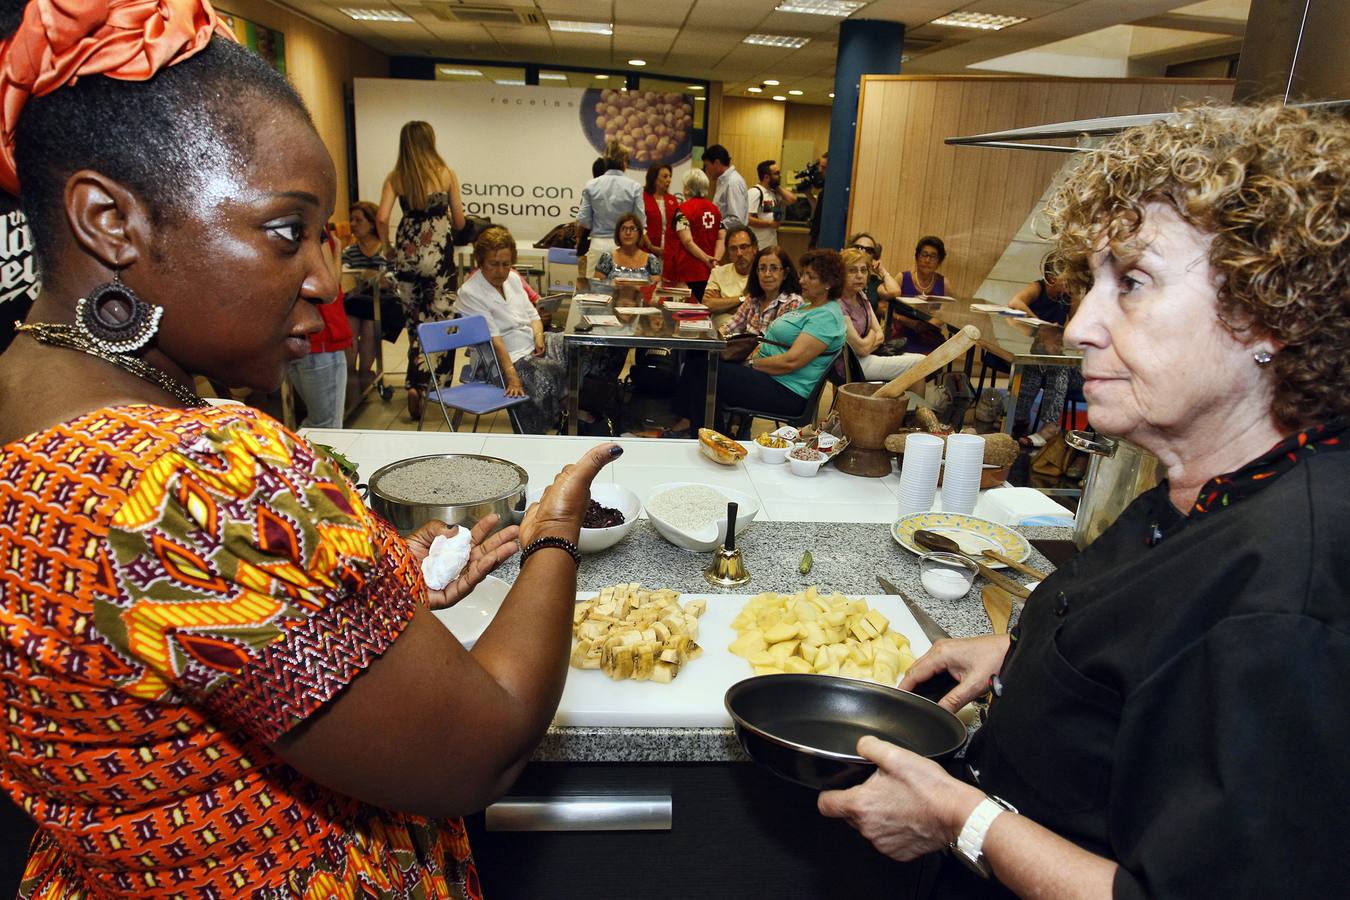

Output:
xmin=846 ymin=76 xmax=1233 ymax=297
xmin=220 ymin=2 xmax=388 ymax=210
xmin=783 ymin=104 xmax=833 ymax=159
xmin=717 ymin=98 xmax=786 ymax=184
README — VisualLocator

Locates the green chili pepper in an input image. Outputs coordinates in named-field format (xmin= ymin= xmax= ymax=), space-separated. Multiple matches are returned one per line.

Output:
xmin=798 ymin=550 xmax=814 ymax=575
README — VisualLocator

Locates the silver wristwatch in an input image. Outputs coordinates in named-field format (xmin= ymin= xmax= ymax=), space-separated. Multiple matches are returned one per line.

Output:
xmin=951 ymin=795 xmax=1017 ymax=878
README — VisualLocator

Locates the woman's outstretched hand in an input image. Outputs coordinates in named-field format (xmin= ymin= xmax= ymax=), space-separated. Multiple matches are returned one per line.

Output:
xmin=519 ymin=443 xmax=623 ymax=548
xmin=405 ymin=515 xmax=520 ymax=610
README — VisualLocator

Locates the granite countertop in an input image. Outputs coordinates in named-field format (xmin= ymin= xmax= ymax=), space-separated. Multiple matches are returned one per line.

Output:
xmin=502 ymin=520 xmax=1070 ymax=763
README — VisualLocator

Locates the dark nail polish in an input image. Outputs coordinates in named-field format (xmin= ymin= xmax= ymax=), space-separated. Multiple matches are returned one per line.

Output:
xmin=609 ymin=445 xmax=624 ymax=456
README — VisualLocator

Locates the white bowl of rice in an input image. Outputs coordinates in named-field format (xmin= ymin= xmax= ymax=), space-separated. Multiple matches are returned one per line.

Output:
xmin=645 ymin=482 xmax=760 ymax=552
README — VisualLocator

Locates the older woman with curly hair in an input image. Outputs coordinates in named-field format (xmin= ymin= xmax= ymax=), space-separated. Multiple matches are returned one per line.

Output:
xmin=819 ymin=101 xmax=1349 ymax=898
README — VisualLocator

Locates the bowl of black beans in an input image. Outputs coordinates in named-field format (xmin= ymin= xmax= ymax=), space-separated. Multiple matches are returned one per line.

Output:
xmin=529 ymin=482 xmax=642 ymax=553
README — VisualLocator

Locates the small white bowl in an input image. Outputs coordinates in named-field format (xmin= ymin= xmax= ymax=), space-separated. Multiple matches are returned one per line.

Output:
xmin=754 ymin=439 xmax=792 ymax=464
xmin=431 ymin=574 xmax=510 ymax=649
xmin=526 ymin=482 xmax=641 ymax=553
xmin=787 ymin=449 xmax=827 ymax=477
xmin=645 ymin=481 xmax=760 ymax=552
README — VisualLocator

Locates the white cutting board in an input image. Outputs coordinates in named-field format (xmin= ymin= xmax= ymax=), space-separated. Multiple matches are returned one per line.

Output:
xmin=554 ymin=592 xmax=935 ymax=728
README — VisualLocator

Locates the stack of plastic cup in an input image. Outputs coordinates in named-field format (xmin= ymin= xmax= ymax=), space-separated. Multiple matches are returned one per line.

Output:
xmin=897 ymin=433 xmax=944 ymax=517
xmin=941 ymin=433 xmax=986 ymax=515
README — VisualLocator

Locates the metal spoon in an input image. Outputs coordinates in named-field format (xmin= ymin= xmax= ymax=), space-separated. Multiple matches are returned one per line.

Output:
xmin=913 ymin=529 xmax=1031 ymax=599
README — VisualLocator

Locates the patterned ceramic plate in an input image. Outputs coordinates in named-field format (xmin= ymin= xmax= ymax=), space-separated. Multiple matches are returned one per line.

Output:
xmin=891 ymin=512 xmax=1031 ymax=568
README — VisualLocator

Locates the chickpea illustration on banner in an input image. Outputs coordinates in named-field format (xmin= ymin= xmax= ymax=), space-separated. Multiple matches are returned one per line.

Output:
xmin=590 ymin=89 xmax=694 ymax=167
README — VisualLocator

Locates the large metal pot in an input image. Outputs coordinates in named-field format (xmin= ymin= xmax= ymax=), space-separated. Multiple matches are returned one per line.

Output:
xmin=1065 ymin=431 xmax=1162 ymax=549
xmin=366 ymin=454 xmax=528 ymax=536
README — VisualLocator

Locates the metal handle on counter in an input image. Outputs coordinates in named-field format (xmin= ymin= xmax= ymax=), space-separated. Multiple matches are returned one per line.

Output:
xmin=485 ymin=795 xmax=672 ymax=832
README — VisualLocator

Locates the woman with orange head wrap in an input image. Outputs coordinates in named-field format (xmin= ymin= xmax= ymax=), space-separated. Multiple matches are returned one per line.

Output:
xmin=0 ymin=3 xmax=617 ymax=896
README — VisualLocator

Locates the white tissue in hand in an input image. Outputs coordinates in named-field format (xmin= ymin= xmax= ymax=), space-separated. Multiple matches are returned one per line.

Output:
xmin=421 ymin=529 xmax=472 ymax=591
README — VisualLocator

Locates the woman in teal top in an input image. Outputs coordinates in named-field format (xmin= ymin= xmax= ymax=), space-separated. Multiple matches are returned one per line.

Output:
xmin=671 ymin=249 xmax=846 ymax=435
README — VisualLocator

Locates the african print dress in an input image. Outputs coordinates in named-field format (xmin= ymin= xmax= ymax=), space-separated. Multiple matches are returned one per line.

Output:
xmin=394 ymin=192 xmax=459 ymax=392
xmin=0 ymin=405 xmax=480 ymax=899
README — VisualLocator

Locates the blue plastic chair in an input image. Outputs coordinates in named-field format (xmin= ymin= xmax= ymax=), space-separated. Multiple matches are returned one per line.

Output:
xmin=417 ymin=316 xmax=529 ymax=432
xmin=547 ymin=246 xmax=579 ymax=293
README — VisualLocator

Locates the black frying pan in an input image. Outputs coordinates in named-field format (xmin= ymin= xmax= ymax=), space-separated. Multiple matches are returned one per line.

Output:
xmin=725 ymin=675 xmax=967 ymax=791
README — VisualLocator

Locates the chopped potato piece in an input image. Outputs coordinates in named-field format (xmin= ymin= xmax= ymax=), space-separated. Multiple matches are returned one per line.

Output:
xmin=728 ymin=588 xmax=915 ymax=686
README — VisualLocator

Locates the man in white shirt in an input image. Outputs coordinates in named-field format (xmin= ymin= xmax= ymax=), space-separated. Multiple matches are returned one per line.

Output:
xmin=746 ymin=160 xmax=796 ymax=249
xmin=703 ymin=144 xmax=746 ymax=259
xmin=703 ymin=225 xmax=757 ymax=331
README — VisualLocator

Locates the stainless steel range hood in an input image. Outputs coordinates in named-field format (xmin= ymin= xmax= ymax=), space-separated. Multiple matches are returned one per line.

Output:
xmin=945 ymin=101 xmax=1348 ymax=153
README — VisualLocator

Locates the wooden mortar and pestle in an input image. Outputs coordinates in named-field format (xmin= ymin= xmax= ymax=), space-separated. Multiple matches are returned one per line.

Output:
xmin=833 ymin=325 xmax=982 ymax=477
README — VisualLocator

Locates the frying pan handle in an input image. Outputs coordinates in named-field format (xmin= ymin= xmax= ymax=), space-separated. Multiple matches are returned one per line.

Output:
xmin=908 ymin=670 xmax=961 ymax=705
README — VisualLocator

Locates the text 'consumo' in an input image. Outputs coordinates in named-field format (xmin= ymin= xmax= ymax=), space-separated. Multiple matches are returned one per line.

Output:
xmin=461 ymin=182 xmax=580 ymax=219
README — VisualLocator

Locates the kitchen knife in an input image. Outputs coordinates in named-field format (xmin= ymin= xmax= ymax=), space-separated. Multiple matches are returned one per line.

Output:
xmin=877 ymin=575 xmax=950 ymax=642
xmin=877 ymin=575 xmax=959 ymax=705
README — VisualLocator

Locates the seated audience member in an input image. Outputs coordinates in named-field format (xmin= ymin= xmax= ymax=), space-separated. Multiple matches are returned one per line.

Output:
xmin=664 ymin=169 xmax=721 ymax=300
xmin=838 ymin=248 xmax=922 ymax=381
xmin=886 ymin=234 xmax=953 ymax=353
xmin=1008 ymin=256 xmax=1082 ymax=445
xmin=670 ymin=250 xmax=846 ymax=434
xmin=455 ymin=227 xmax=565 ymax=433
xmin=457 ymin=228 xmax=623 ymax=433
xmin=341 ymin=200 xmax=392 ymax=386
xmin=594 ymin=213 xmax=662 ymax=283
xmin=704 ymin=225 xmax=757 ymax=330
xmin=847 ymin=231 xmax=901 ymax=314
xmin=720 ymin=246 xmax=803 ymax=338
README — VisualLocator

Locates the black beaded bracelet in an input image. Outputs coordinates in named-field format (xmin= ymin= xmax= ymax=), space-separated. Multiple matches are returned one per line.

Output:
xmin=520 ymin=536 xmax=581 ymax=567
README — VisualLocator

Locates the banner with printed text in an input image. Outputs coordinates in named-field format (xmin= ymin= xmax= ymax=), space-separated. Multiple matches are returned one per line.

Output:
xmin=353 ymin=79 xmax=695 ymax=241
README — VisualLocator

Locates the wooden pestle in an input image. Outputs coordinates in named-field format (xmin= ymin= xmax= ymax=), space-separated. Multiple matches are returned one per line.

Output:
xmin=873 ymin=324 xmax=981 ymax=399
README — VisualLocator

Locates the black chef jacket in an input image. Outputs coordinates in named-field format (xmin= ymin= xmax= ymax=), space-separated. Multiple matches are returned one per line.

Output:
xmin=960 ymin=421 xmax=1349 ymax=898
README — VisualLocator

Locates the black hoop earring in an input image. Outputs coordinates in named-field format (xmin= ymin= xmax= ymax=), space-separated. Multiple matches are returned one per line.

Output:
xmin=74 ymin=271 xmax=163 ymax=354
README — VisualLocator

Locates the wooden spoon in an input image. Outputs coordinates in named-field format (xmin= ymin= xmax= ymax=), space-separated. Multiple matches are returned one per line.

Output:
xmin=982 ymin=585 xmax=1013 ymax=635
xmin=873 ymin=325 xmax=981 ymax=399
xmin=982 ymin=550 xmax=1048 ymax=581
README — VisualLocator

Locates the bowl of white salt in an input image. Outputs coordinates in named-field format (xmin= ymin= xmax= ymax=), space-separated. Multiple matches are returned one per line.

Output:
xmin=366 ymin=454 xmax=528 ymax=536
xmin=645 ymin=482 xmax=760 ymax=552
xmin=918 ymin=552 xmax=978 ymax=601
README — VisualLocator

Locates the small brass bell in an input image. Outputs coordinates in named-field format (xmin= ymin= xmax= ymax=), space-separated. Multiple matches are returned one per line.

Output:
xmin=705 ymin=501 xmax=751 ymax=588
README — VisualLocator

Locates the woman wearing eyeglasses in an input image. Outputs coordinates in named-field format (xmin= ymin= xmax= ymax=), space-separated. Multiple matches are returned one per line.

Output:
xmin=886 ymin=235 xmax=953 ymax=354
xmin=846 ymin=231 xmax=901 ymax=316
xmin=718 ymin=246 xmax=805 ymax=338
xmin=593 ymin=213 xmax=662 ymax=283
xmin=667 ymin=249 xmax=844 ymax=436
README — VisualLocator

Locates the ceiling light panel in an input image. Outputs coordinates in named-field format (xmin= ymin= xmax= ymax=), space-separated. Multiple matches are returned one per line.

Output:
xmin=744 ymin=34 xmax=810 ymax=49
xmin=438 ymin=67 xmax=484 ymax=77
xmin=930 ymin=12 xmax=1028 ymax=30
xmin=539 ymin=72 xmax=569 ymax=80
xmin=548 ymin=19 xmax=614 ymax=35
xmin=340 ymin=8 xmax=414 ymax=22
xmin=775 ymin=1 xmax=865 ymax=16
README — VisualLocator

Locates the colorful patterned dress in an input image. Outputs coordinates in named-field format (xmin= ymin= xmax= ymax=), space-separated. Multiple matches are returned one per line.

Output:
xmin=394 ymin=192 xmax=459 ymax=393
xmin=0 ymin=405 xmax=480 ymax=898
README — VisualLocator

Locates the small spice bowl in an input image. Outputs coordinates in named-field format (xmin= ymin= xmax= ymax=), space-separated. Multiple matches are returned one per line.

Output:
xmin=787 ymin=447 xmax=828 ymax=477
xmin=755 ymin=440 xmax=792 ymax=464
xmin=918 ymin=552 xmax=978 ymax=600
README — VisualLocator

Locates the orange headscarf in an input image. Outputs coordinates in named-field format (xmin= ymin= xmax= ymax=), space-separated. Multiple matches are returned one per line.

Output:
xmin=0 ymin=0 xmax=236 ymax=195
